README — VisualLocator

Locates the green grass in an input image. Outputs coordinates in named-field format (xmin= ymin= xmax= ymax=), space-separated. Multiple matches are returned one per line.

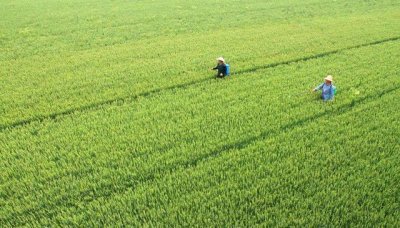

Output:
xmin=0 ymin=0 xmax=399 ymax=226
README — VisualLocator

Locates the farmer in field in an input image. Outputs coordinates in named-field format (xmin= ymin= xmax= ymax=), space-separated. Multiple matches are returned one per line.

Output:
xmin=313 ymin=75 xmax=336 ymax=101
xmin=212 ymin=57 xmax=227 ymax=78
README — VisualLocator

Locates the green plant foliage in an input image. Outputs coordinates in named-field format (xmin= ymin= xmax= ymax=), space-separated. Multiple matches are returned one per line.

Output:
xmin=0 ymin=0 xmax=399 ymax=226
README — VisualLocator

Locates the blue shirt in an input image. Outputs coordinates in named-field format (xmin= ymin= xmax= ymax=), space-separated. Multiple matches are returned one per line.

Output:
xmin=315 ymin=83 xmax=335 ymax=101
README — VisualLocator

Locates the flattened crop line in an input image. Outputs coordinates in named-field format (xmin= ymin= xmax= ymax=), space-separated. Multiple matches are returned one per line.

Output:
xmin=1 ymin=36 xmax=399 ymax=133
xmin=182 ymin=85 xmax=400 ymax=167
xmin=234 ymin=36 xmax=400 ymax=75
xmin=0 ymin=77 xmax=210 ymax=132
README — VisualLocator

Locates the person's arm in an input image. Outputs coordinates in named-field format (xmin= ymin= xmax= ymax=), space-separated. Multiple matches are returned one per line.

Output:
xmin=212 ymin=65 xmax=218 ymax=70
xmin=313 ymin=83 xmax=324 ymax=92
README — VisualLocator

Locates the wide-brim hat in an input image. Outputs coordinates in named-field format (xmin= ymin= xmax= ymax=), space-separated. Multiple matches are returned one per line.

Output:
xmin=216 ymin=57 xmax=225 ymax=63
xmin=324 ymin=75 xmax=333 ymax=82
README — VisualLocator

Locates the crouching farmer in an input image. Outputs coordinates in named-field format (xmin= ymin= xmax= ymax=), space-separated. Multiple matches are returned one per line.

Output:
xmin=313 ymin=75 xmax=336 ymax=101
xmin=212 ymin=57 xmax=227 ymax=78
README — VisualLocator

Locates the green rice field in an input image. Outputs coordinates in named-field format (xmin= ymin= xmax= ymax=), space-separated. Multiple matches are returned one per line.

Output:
xmin=0 ymin=0 xmax=399 ymax=226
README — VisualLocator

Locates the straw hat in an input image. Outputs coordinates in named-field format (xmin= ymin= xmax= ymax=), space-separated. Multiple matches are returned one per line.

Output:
xmin=324 ymin=75 xmax=333 ymax=82
xmin=216 ymin=57 xmax=225 ymax=63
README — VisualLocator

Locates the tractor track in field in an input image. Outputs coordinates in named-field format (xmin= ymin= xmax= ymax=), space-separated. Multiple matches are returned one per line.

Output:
xmin=234 ymin=36 xmax=400 ymax=74
xmin=161 ymin=86 xmax=400 ymax=171
xmin=0 ymin=36 xmax=399 ymax=134
xmin=3 ymin=84 xmax=399 ymax=225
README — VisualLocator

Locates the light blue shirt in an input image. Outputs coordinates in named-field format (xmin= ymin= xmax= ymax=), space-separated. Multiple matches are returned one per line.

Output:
xmin=315 ymin=83 xmax=335 ymax=101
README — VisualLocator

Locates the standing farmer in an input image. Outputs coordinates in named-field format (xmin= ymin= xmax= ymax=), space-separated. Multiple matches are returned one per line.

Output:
xmin=313 ymin=75 xmax=336 ymax=101
xmin=212 ymin=57 xmax=227 ymax=78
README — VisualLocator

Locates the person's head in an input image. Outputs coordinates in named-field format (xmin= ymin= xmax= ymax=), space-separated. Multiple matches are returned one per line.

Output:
xmin=217 ymin=57 xmax=225 ymax=65
xmin=324 ymin=75 xmax=333 ymax=85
